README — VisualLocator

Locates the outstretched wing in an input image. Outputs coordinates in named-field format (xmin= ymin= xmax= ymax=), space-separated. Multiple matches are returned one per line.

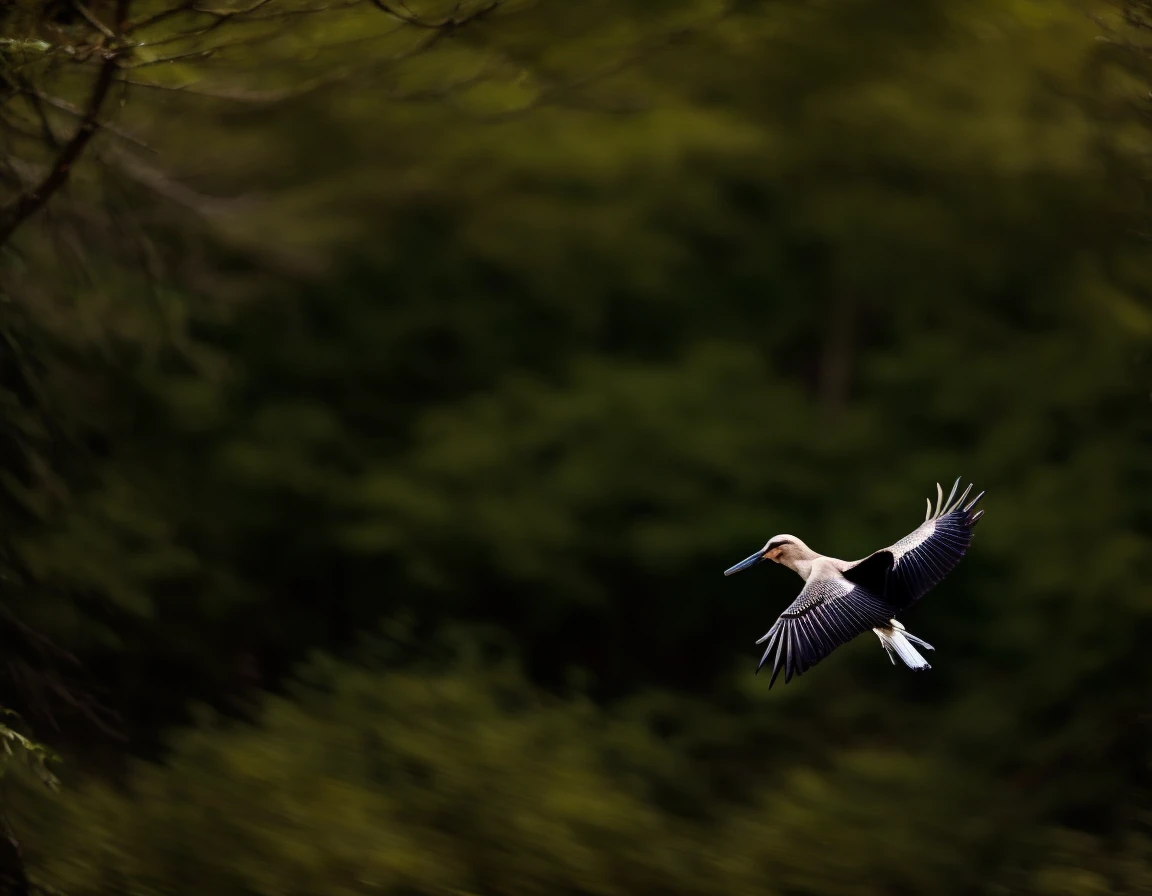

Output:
xmin=845 ymin=478 xmax=985 ymax=610
xmin=755 ymin=577 xmax=895 ymax=688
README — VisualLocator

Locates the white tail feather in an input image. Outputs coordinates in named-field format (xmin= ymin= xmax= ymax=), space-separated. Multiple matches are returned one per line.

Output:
xmin=874 ymin=624 xmax=934 ymax=671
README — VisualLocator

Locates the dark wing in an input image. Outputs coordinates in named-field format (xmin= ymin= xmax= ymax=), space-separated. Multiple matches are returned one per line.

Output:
xmin=845 ymin=478 xmax=985 ymax=610
xmin=755 ymin=577 xmax=895 ymax=688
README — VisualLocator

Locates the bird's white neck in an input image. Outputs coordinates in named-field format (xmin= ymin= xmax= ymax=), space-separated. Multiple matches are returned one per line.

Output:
xmin=776 ymin=543 xmax=820 ymax=580
xmin=791 ymin=557 xmax=815 ymax=581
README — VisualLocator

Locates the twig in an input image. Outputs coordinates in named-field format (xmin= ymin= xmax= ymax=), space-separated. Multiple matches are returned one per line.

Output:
xmin=16 ymin=86 xmax=154 ymax=152
xmin=123 ymin=0 xmax=358 ymax=37
xmin=114 ymin=69 xmax=353 ymax=103
xmin=119 ymin=24 xmax=297 ymax=68
xmin=366 ymin=0 xmax=502 ymax=31
xmin=101 ymin=143 xmax=256 ymax=217
xmin=70 ymin=0 xmax=117 ymax=40
xmin=15 ymin=82 xmax=62 ymax=150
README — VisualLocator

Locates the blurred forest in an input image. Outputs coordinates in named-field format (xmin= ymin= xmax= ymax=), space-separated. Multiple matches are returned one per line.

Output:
xmin=3 ymin=0 xmax=1152 ymax=893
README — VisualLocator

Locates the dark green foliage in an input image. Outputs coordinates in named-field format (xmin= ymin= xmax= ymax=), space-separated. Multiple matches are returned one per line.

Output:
xmin=13 ymin=639 xmax=1152 ymax=896
xmin=1 ymin=0 xmax=1152 ymax=893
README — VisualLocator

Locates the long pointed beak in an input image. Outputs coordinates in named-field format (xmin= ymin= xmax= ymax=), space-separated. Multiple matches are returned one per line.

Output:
xmin=724 ymin=551 xmax=766 ymax=576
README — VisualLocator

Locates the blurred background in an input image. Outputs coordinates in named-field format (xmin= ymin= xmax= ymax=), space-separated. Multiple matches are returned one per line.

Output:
xmin=1 ymin=0 xmax=1152 ymax=893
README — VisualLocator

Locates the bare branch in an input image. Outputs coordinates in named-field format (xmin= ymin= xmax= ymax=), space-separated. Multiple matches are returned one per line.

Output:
xmin=0 ymin=1 xmax=132 ymax=248
xmin=125 ymin=0 xmax=361 ymax=39
xmin=71 ymin=0 xmax=118 ymax=40
xmin=137 ymin=1 xmax=378 ymax=50
xmin=366 ymin=0 xmax=502 ymax=31
xmin=112 ymin=15 xmax=448 ymax=103
xmin=450 ymin=4 xmax=732 ymax=122
xmin=137 ymin=0 xmax=274 ymax=48
xmin=114 ymin=69 xmax=354 ymax=103
xmin=0 ymin=58 xmax=119 ymax=247
xmin=18 ymin=86 xmax=63 ymax=150
xmin=15 ymin=87 xmax=155 ymax=152
xmin=101 ymin=144 xmax=257 ymax=217
xmin=119 ymin=22 xmax=298 ymax=68
xmin=124 ymin=0 xmax=272 ymax=35
xmin=123 ymin=0 xmax=198 ymax=34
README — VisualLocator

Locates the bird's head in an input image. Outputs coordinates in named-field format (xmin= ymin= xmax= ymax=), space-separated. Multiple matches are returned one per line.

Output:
xmin=723 ymin=534 xmax=808 ymax=575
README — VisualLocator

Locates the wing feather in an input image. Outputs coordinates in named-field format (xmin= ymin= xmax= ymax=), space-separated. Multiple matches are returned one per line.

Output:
xmin=755 ymin=577 xmax=894 ymax=687
xmin=846 ymin=478 xmax=985 ymax=609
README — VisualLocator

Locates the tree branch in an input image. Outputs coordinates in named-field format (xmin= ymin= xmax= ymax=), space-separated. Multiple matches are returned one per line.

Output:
xmin=366 ymin=0 xmax=502 ymax=32
xmin=0 ymin=0 xmax=132 ymax=249
xmin=71 ymin=0 xmax=118 ymax=40
xmin=0 ymin=56 xmax=116 ymax=248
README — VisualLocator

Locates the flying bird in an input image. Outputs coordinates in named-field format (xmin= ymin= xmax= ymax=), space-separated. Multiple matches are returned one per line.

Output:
xmin=724 ymin=478 xmax=984 ymax=687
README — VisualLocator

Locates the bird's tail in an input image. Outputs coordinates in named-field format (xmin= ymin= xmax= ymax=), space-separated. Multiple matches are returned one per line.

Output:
xmin=874 ymin=621 xmax=933 ymax=671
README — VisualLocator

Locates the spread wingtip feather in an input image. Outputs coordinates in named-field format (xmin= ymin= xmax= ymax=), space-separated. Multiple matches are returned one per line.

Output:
xmin=943 ymin=478 xmax=959 ymax=514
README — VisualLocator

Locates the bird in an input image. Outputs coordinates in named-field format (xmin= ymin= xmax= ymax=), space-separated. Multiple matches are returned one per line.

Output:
xmin=723 ymin=478 xmax=984 ymax=687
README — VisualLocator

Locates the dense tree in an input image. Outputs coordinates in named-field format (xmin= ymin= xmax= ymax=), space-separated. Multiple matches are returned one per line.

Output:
xmin=1 ymin=0 xmax=1151 ymax=894
xmin=14 ymin=638 xmax=1152 ymax=896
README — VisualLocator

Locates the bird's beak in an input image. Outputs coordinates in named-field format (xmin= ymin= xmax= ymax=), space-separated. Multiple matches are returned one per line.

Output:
xmin=724 ymin=551 xmax=766 ymax=576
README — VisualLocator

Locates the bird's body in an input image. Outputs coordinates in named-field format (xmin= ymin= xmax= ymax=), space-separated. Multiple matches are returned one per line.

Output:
xmin=724 ymin=479 xmax=984 ymax=687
